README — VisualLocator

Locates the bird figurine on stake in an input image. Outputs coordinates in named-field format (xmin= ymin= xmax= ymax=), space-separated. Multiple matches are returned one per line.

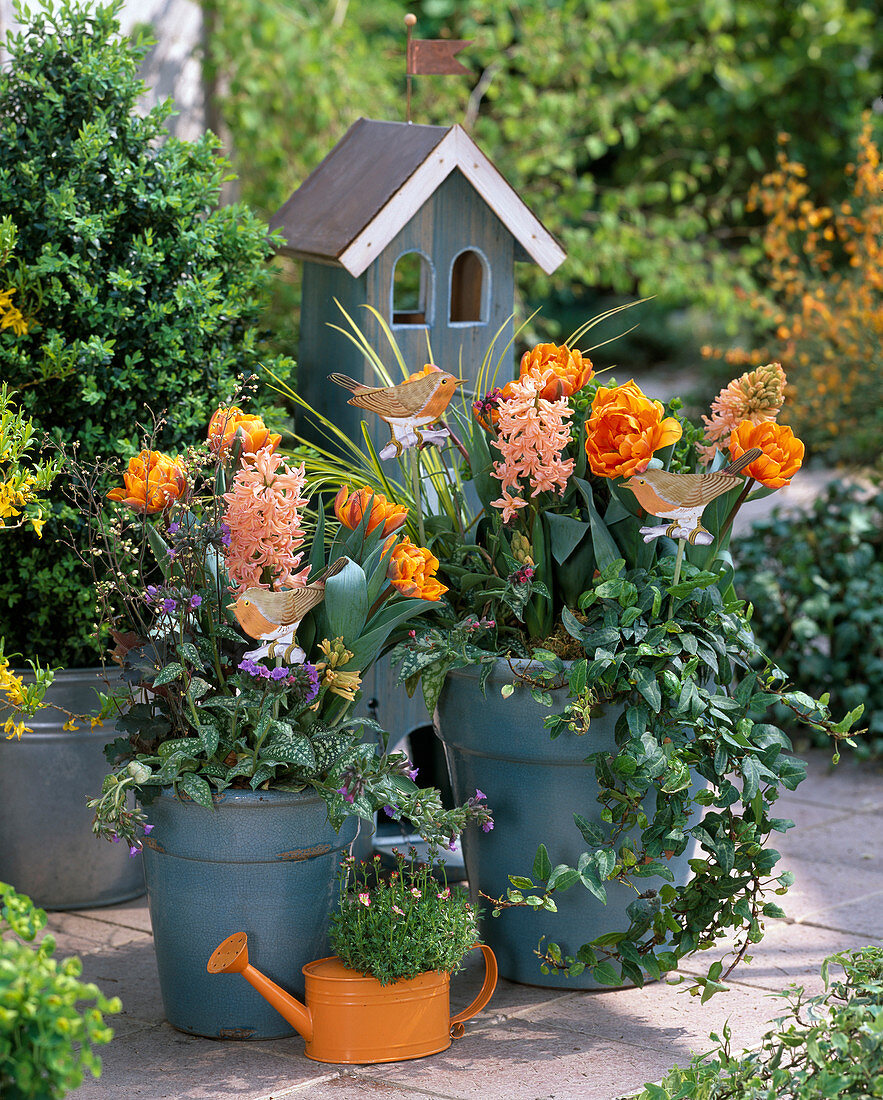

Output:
xmin=620 ymin=447 xmax=763 ymax=547
xmin=229 ymin=559 xmax=347 ymax=663
xmin=329 ymin=370 xmax=464 ymax=459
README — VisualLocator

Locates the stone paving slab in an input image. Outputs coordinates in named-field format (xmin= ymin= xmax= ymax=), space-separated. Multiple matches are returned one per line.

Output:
xmin=358 ymin=1021 xmax=675 ymax=1100
xmin=40 ymin=750 xmax=883 ymax=1100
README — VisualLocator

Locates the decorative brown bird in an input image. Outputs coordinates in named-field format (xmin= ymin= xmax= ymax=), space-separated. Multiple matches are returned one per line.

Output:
xmin=329 ymin=371 xmax=464 ymax=456
xmin=621 ymin=448 xmax=763 ymax=544
xmin=229 ymin=559 xmax=347 ymax=662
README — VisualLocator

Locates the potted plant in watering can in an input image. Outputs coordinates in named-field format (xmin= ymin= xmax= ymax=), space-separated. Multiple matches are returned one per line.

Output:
xmin=208 ymin=847 xmax=497 ymax=1063
xmin=71 ymin=405 xmax=492 ymax=1039
xmin=277 ymin=315 xmax=863 ymax=999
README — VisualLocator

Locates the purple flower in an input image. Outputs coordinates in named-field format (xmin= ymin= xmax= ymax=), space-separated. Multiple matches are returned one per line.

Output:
xmin=129 ymin=844 xmax=141 ymax=857
xmin=168 ymin=522 xmax=180 ymax=535
xmin=142 ymin=824 xmax=154 ymax=835
xmin=269 ymin=666 xmax=289 ymax=681
xmin=407 ymin=766 xmax=419 ymax=781
xmin=111 ymin=834 xmax=120 ymax=843
xmin=383 ymin=805 xmax=397 ymax=817
xmin=481 ymin=820 xmax=495 ymax=833
xmin=475 ymin=788 xmax=486 ymax=801
xmin=337 ymin=786 xmax=355 ymax=805
xmin=146 ymin=585 xmax=159 ymax=599
xmin=166 ymin=546 xmax=178 ymax=560
xmin=220 ymin=523 xmax=232 ymax=548
xmin=189 ymin=594 xmax=202 ymax=610
xmin=161 ymin=598 xmax=177 ymax=614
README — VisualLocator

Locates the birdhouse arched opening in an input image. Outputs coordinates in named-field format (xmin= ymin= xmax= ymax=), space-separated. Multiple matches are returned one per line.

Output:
xmin=449 ymin=248 xmax=488 ymax=325
xmin=392 ymin=250 xmax=434 ymax=327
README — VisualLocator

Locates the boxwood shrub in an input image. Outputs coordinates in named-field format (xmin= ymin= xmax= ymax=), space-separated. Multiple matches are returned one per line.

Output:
xmin=0 ymin=0 xmax=292 ymax=666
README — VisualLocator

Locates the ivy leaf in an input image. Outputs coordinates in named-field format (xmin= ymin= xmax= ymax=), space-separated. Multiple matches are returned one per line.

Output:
xmin=533 ymin=843 xmax=552 ymax=882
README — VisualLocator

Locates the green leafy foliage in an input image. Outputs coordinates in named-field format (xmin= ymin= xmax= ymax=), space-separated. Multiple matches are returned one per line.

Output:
xmin=736 ymin=481 xmax=883 ymax=757
xmin=329 ymin=851 xmax=479 ymax=985
xmin=632 ymin=946 xmax=883 ymax=1099
xmin=0 ymin=0 xmax=293 ymax=665
xmin=0 ymin=883 xmax=120 ymax=1099
xmin=399 ymin=557 xmax=861 ymax=996
xmin=205 ymin=0 xmax=879 ymax=339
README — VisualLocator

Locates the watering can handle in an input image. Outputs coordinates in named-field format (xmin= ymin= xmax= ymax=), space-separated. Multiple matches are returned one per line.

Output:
xmin=450 ymin=943 xmax=498 ymax=1038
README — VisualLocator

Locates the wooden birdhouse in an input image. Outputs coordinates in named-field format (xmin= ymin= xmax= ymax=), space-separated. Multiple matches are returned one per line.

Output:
xmin=269 ymin=117 xmax=566 ymax=449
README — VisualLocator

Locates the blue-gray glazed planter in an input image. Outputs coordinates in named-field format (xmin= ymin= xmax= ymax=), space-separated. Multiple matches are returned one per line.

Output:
xmin=434 ymin=659 xmax=701 ymax=990
xmin=142 ymin=787 xmax=356 ymax=1039
xmin=0 ymin=667 xmax=145 ymax=910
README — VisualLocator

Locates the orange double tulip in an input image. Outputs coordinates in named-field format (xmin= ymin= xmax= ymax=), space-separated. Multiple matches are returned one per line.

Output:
xmin=519 ymin=343 xmax=594 ymax=400
xmin=208 ymin=406 xmax=281 ymax=459
xmin=584 ymin=381 xmax=682 ymax=478
xmin=387 ymin=538 xmax=448 ymax=601
xmin=728 ymin=420 xmax=804 ymax=488
xmin=107 ymin=450 xmax=187 ymax=514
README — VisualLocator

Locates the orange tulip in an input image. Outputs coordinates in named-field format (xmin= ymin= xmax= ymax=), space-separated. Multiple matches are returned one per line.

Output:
xmin=584 ymin=381 xmax=683 ymax=478
xmin=728 ymin=420 xmax=804 ymax=488
xmin=387 ymin=538 xmax=448 ymax=601
xmin=208 ymin=406 xmax=281 ymax=459
xmin=107 ymin=450 xmax=187 ymax=514
xmin=334 ymin=485 xmax=408 ymax=538
xmin=519 ymin=343 xmax=594 ymax=400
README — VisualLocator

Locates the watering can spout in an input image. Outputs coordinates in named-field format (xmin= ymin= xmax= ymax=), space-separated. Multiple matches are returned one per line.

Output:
xmin=207 ymin=932 xmax=313 ymax=1042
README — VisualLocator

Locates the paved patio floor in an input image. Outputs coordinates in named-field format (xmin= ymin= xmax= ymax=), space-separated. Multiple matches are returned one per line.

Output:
xmin=47 ymin=749 xmax=882 ymax=1100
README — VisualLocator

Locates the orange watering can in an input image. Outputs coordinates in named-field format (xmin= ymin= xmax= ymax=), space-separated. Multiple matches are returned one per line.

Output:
xmin=207 ymin=931 xmax=498 ymax=1064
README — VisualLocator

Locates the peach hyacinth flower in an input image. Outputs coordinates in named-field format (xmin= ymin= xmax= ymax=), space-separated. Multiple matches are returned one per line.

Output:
xmin=728 ymin=420 xmax=804 ymax=489
xmin=584 ymin=381 xmax=682 ymax=479
xmin=490 ymin=370 xmax=575 ymax=521
xmin=222 ymin=447 xmax=311 ymax=592
xmin=699 ymin=362 xmax=787 ymax=462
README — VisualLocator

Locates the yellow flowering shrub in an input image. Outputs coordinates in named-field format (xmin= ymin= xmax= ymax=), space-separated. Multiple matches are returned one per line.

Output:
xmin=0 ymin=384 xmax=58 ymax=536
xmin=704 ymin=120 xmax=883 ymax=463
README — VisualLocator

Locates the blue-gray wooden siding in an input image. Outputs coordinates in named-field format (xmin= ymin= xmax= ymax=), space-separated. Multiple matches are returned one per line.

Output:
xmin=296 ymin=169 xmax=517 ymax=455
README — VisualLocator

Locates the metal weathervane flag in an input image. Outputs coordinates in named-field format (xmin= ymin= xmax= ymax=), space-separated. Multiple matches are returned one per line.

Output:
xmin=404 ymin=14 xmax=472 ymax=121
xmin=406 ymin=36 xmax=472 ymax=76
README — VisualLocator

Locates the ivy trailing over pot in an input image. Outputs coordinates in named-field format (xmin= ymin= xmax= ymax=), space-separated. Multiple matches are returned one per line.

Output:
xmin=396 ymin=556 xmax=862 ymax=997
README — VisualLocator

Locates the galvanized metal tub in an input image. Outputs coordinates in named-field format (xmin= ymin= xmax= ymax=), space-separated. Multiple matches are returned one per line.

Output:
xmin=0 ymin=667 xmax=145 ymax=909
xmin=142 ymin=787 xmax=357 ymax=1039
xmin=435 ymin=659 xmax=702 ymax=989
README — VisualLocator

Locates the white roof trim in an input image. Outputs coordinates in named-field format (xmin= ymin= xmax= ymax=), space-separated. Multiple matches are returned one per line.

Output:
xmin=337 ymin=124 xmax=566 ymax=278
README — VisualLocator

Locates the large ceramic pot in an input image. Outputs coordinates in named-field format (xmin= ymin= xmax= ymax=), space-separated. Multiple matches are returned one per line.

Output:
xmin=141 ymin=787 xmax=357 ymax=1039
xmin=434 ymin=659 xmax=701 ymax=989
xmin=0 ymin=667 xmax=145 ymax=910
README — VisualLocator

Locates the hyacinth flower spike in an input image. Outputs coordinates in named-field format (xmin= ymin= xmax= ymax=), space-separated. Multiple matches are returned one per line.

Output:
xmin=229 ymin=559 xmax=347 ymax=663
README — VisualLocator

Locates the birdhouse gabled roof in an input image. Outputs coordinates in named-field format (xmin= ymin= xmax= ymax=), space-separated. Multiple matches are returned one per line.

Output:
xmin=269 ymin=118 xmax=566 ymax=278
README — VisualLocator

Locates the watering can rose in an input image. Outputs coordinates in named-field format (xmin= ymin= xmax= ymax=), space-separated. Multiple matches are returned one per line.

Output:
xmin=106 ymin=450 xmax=187 ymax=514
xmin=334 ymin=485 xmax=408 ymax=538
xmin=728 ymin=420 xmax=804 ymax=488
xmin=584 ymin=380 xmax=682 ymax=478
xmin=387 ymin=539 xmax=447 ymax=601
xmin=208 ymin=406 xmax=281 ymax=458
